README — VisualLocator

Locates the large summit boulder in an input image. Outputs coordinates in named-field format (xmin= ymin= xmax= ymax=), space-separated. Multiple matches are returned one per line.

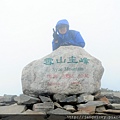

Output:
xmin=21 ymin=46 xmax=104 ymax=96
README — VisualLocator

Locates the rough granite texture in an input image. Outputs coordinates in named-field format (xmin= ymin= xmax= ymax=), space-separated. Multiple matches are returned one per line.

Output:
xmin=21 ymin=46 xmax=104 ymax=96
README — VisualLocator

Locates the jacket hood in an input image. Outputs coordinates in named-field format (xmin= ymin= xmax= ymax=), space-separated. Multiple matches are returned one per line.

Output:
xmin=56 ymin=19 xmax=69 ymax=31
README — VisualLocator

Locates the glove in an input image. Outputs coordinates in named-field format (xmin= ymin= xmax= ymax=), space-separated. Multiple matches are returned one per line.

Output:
xmin=53 ymin=32 xmax=59 ymax=39
xmin=53 ymin=28 xmax=59 ymax=40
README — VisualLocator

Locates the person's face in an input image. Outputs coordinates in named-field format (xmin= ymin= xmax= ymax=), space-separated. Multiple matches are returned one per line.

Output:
xmin=58 ymin=26 xmax=67 ymax=34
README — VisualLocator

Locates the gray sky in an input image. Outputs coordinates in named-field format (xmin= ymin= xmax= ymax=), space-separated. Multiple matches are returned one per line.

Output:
xmin=0 ymin=0 xmax=120 ymax=95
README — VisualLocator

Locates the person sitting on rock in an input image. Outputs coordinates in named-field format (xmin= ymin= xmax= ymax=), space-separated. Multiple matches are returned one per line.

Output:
xmin=52 ymin=19 xmax=85 ymax=51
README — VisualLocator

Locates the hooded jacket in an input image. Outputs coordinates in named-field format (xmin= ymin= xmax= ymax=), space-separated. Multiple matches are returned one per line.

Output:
xmin=52 ymin=19 xmax=85 ymax=51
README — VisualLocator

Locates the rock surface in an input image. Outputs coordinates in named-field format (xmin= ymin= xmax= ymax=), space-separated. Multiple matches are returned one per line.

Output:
xmin=0 ymin=90 xmax=120 ymax=120
xmin=0 ymin=103 xmax=26 ymax=114
xmin=21 ymin=46 xmax=104 ymax=96
xmin=14 ymin=94 xmax=40 ymax=104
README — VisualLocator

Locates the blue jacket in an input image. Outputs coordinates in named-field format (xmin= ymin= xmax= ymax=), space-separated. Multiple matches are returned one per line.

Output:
xmin=52 ymin=19 xmax=85 ymax=51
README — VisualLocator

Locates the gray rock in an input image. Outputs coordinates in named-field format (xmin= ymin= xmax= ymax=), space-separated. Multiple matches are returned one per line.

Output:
xmin=95 ymin=106 xmax=106 ymax=113
xmin=101 ymin=91 xmax=120 ymax=98
xmin=3 ymin=94 xmax=17 ymax=103
xmin=59 ymin=95 xmax=77 ymax=103
xmin=111 ymin=104 xmax=120 ymax=110
xmin=63 ymin=105 xmax=76 ymax=112
xmin=0 ymin=95 xmax=17 ymax=105
xmin=14 ymin=94 xmax=40 ymax=105
xmin=85 ymin=101 xmax=107 ymax=107
xmin=110 ymin=98 xmax=120 ymax=104
xmin=77 ymin=94 xmax=94 ymax=103
xmin=22 ymin=109 xmax=46 ymax=114
xmin=33 ymin=102 xmax=54 ymax=113
xmin=77 ymin=101 xmax=106 ymax=109
xmin=104 ymin=94 xmax=120 ymax=104
xmin=0 ymin=102 xmax=6 ymax=106
xmin=53 ymin=94 xmax=67 ymax=102
xmin=21 ymin=46 xmax=104 ymax=96
xmin=0 ymin=103 xmax=26 ymax=114
xmin=39 ymin=95 xmax=52 ymax=102
xmin=0 ymin=96 xmax=4 ymax=103
xmin=47 ymin=108 xmax=71 ymax=114
xmin=54 ymin=102 xmax=63 ymax=108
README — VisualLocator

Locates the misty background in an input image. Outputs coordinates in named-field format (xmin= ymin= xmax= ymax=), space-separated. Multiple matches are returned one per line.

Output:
xmin=0 ymin=0 xmax=120 ymax=95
